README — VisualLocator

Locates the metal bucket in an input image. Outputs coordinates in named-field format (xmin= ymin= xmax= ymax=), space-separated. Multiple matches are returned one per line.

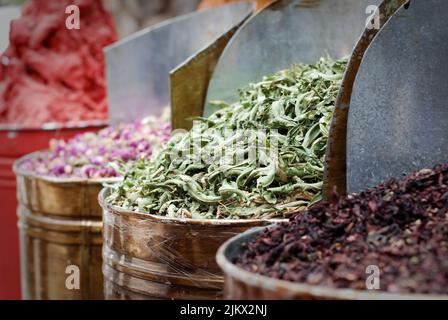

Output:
xmin=14 ymin=151 xmax=112 ymax=300
xmin=0 ymin=123 xmax=105 ymax=300
xmin=217 ymin=227 xmax=448 ymax=300
xmin=99 ymin=188 xmax=281 ymax=300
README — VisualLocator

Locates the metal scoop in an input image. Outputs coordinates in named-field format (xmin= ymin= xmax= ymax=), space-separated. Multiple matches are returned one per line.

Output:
xmin=203 ymin=0 xmax=382 ymax=117
xmin=105 ymin=3 xmax=253 ymax=126
xmin=324 ymin=0 xmax=408 ymax=197
xmin=333 ymin=0 xmax=448 ymax=194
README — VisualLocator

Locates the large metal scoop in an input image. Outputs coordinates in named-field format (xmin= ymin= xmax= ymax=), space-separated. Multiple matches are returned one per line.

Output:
xmin=203 ymin=0 xmax=382 ymax=117
xmin=324 ymin=0 xmax=408 ymax=197
xmin=335 ymin=0 xmax=448 ymax=194
xmin=105 ymin=3 xmax=253 ymax=125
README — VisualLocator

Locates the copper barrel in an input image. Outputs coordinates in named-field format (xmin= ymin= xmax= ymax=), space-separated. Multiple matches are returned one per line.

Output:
xmin=14 ymin=152 xmax=112 ymax=300
xmin=99 ymin=188 xmax=281 ymax=300
xmin=217 ymin=227 xmax=448 ymax=300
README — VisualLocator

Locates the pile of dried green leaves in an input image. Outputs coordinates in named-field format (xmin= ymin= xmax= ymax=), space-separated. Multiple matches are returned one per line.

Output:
xmin=107 ymin=57 xmax=347 ymax=219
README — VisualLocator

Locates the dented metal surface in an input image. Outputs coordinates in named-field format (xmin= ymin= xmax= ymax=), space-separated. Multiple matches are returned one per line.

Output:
xmin=105 ymin=3 xmax=254 ymax=125
xmin=204 ymin=0 xmax=382 ymax=117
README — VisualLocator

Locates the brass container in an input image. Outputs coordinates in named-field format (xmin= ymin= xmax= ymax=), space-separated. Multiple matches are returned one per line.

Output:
xmin=217 ymin=227 xmax=448 ymax=300
xmin=14 ymin=152 xmax=116 ymax=300
xmin=99 ymin=188 xmax=281 ymax=300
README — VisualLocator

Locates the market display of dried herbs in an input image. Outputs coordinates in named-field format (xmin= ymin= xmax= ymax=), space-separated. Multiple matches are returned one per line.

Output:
xmin=107 ymin=57 xmax=347 ymax=219
xmin=19 ymin=111 xmax=171 ymax=179
xmin=235 ymin=164 xmax=448 ymax=295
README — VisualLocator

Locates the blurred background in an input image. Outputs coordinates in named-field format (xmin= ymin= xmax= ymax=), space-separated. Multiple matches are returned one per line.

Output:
xmin=1 ymin=0 xmax=201 ymax=38
xmin=103 ymin=0 xmax=201 ymax=38
xmin=0 ymin=0 xmax=268 ymax=38
xmin=0 ymin=0 xmax=272 ymax=300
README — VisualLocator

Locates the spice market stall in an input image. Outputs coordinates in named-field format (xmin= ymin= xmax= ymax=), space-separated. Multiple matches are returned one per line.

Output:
xmin=100 ymin=0 xmax=381 ymax=300
xmin=13 ymin=2 xmax=252 ymax=300
xmin=217 ymin=0 xmax=448 ymax=300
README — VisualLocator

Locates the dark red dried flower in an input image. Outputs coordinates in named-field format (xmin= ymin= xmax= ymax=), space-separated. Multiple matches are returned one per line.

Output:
xmin=235 ymin=164 xmax=448 ymax=295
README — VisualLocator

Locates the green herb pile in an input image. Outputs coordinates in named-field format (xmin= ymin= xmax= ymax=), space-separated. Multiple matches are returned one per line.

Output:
xmin=107 ymin=57 xmax=347 ymax=219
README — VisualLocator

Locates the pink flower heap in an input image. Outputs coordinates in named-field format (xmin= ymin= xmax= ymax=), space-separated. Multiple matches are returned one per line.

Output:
xmin=20 ymin=114 xmax=171 ymax=179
